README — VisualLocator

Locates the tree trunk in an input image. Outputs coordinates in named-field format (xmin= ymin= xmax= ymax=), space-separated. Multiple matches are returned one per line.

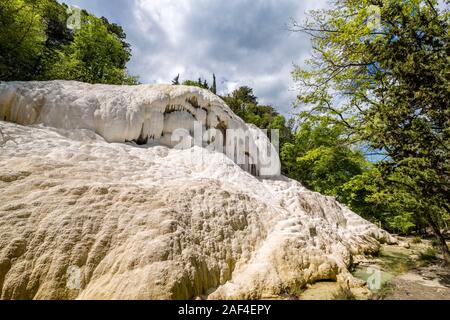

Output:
xmin=425 ymin=212 xmax=450 ymax=264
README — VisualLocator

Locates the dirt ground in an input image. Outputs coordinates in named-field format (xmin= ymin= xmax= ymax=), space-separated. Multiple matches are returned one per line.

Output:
xmin=296 ymin=238 xmax=450 ymax=300
xmin=360 ymin=239 xmax=450 ymax=300
xmin=383 ymin=263 xmax=450 ymax=300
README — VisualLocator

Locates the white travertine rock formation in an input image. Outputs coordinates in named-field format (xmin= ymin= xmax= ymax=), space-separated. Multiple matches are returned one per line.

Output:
xmin=0 ymin=81 xmax=395 ymax=300
xmin=0 ymin=81 xmax=280 ymax=176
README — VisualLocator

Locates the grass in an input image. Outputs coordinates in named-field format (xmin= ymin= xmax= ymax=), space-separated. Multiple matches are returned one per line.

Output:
xmin=353 ymin=244 xmax=420 ymax=300
xmin=369 ymin=282 xmax=395 ymax=300
xmin=352 ymin=242 xmax=447 ymax=300
xmin=331 ymin=286 xmax=356 ymax=300
xmin=411 ymin=237 xmax=422 ymax=244
xmin=377 ymin=247 xmax=416 ymax=275
xmin=430 ymin=239 xmax=439 ymax=248
xmin=418 ymin=247 xmax=437 ymax=263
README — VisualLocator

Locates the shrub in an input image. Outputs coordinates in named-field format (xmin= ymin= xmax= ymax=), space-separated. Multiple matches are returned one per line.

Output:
xmin=418 ymin=247 xmax=437 ymax=263
xmin=411 ymin=237 xmax=422 ymax=244
xmin=331 ymin=286 xmax=356 ymax=300
xmin=430 ymin=239 xmax=439 ymax=248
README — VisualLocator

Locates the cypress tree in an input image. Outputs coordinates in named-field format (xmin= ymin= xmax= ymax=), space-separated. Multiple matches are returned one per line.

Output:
xmin=211 ymin=73 xmax=217 ymax=94
xmin=172 ymin=74 xmax=180 ymax=85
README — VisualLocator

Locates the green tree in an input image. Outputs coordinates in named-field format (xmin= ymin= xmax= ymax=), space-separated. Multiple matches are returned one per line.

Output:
xmin=47 ymin=13 xmax=137 ymax=84
xmin=0 ymin=0 xmax=46 ymax=80
xmin=183 ymin=79 xmax=205 ymax=88
xmin=172 ymin=74 xmax=180 ymax=85
xmin=341 ymin=167 xmax=433 ymax=234
xmin=292 ymin=0 xmax=450 ymax=261
xmin=281 ymin=118 xmax=369 ymax=196
xmin=182 ymin=78 xmax=210 ymax=89
xmin=100 ymin=16 xmax=131 ymax=54
xmin=230 ymin=86 xmax=258 ymax=104
xmin=223 ymin=86 xmax=295 ymax=172
xmin=211 ymin=73 xmax=217 ymax=94
xmin=0 ymin=0 xmax=137 ymax=84
xmin=223 ymin=85 xmax=367 ymax=209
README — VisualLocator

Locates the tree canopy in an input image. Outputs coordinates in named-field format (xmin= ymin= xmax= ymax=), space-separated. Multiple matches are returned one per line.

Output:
xmin=292 ymin=0 xmax=450 ymax=261
xmin=0 ymin=0 xmax=137 ymax=84
xmin=281 ymin=118 xmax=369 ymax=197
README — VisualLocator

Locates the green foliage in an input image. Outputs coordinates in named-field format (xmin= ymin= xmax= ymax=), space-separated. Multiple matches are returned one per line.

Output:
xmin=418 ymin=247 xmax=437 ymax=263
xmin=172 ymin=74 xmax=180 ymax=85
xmin=223 ymin=86 xmax=294 ymax=146
xmin=385 ymin=214 xmax=416 ymax=235
xmin=340 ymin=169 xmax=386 ymax=223
xmin=0 ymin=0 xmax=47 ymax=80
xmin=430 ymin=238 xmax=439 ymax=248
xmin=211 ymin=73 xmax=217 ymax=94
xmin=281 ymin=118 xmax=369 ymax=197
xmin=0 ymin=0 xmax=137 ymax=84
xmin=182 ymin=78 xmax=209 ymax=89
xmin=179 ymin=74 xmax=218 ymax=92
xmin=227 ymin=86 xmax=258 ymax=105
xmin=292 ymin=0 xmax=450 ymax=260
xmin=223 ymin=85 xmax=367 ymax=203
xmin=340 ymin=168 xmax=426 ymax=233
xmin=411 ymin=237 xmax=422 ymax=244
xmin=46 ymin=14 xmax=136 ymax=84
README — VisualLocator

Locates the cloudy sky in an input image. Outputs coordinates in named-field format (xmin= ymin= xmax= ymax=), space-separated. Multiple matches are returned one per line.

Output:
xmin=60 ymin=0 xmax=328 ymax=115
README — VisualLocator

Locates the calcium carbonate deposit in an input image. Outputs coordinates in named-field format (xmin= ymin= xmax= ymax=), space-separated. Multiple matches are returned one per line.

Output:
xmin=0 ymin=81 xmax=395 ymax=300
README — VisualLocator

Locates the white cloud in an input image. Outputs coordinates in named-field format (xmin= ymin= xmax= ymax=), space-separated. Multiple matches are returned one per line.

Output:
xmin=60 ymin=0 xmax=329 ymax=115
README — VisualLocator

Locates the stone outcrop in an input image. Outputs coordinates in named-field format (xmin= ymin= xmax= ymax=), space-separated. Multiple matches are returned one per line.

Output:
xmin=0 ymin=81 xmax=395 ymax=300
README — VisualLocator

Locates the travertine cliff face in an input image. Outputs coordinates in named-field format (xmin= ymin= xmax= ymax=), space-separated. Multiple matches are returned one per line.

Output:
xmin=0 ymin=81 xmax=395 ymax=300
xmin=0 ymin=81 xmax=279 ymax=176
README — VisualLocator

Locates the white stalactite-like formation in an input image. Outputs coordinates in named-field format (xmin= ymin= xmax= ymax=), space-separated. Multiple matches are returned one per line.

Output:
xmin=0 ymin=81 xmax=280 ymax=176
xmin=0 ymin=81 xmax=396 ymax=300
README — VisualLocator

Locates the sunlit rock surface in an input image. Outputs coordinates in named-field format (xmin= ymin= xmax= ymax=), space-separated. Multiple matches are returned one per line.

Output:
xmin=0 ymin=81 xmax=280 ymax=176
xmin=0 ymin=81 xmax=395 ymax=300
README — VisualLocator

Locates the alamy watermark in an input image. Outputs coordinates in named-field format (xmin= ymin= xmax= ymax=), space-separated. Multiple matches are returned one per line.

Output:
xmin=366 ymin=265 xmax=382 ymax=291
xmin=66 ymin=5 xmax=82 ymax=31
xmin=367 ymin=5 xmax=381 ymax=32
xmin=0 ymin=127 xmax=17 ymax=145
xmin=167 ymin=121 xmax=281 ymax=177
xmin=66 ymin=265 xmax=82 ymax=290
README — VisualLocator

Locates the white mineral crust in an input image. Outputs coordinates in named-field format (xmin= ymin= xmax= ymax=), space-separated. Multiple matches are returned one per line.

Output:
xmin=0 ymin=81 xmax=395 ymax=299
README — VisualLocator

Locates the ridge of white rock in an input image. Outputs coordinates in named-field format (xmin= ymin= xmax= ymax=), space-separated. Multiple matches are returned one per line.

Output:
xmin=0 ymin=81 xmax=280 ymax=176
xmin=0 ymin=81 xmax=395 ymax=300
